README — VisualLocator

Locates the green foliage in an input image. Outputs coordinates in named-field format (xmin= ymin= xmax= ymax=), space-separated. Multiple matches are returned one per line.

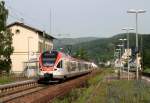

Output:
xmin=142 ymin=35 xmax=150 ymax=71
xmin=143 ymin=49 xmax=150 ymax=69
xmin=73 ymin=48 xmax=89 ymax=60
xmin=72 ymin=34 xmax=150 ymax=71
xmin=0 ymin=76 xmax=13 ymax=84
xmin=71 ymin=38 xmax=114 ymax=62
xmin=55 ymin=33 xmax=150 ymax=72
xmin=0 ymin=1 xmax=14 ymax=72
xmin=52 ymin=69 xmax=112 ymax=103
xmin=53 ymin=73 xmax=150 ymax=103
xmin=104 ymin=80 xmax=150 ymax=103
xmin=143 ymin=68 xmax=150 ymax=73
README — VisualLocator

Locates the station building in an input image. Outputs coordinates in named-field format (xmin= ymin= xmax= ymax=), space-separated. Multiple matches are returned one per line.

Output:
xmin=7 ymin=22 xmax=55 ymax=74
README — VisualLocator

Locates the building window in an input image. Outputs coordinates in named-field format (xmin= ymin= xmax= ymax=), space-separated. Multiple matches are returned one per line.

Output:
xmin=38 ymin=42 xmax=43 ymax=52
xmin=15 ymin=29 xmax=20 ymax=34
xmin=45 ymin=45 xmax=51 ymax=51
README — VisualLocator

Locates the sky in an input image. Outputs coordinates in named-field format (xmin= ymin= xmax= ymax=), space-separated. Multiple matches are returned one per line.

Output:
xmin=4 ymin=0 xmax=150 ymax=38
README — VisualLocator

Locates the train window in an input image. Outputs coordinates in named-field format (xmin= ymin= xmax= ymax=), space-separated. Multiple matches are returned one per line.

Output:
xmin=42 ymin=51 xmax=58 ymax=66
xmin=71 ymin=62 xmax=76 ymax=71
xmin=67 ymin=62 xmax=71 ymax=72
xmin=78 ymin=63 xmax=81 ymax=71
xmin=57 ymin=60 xmax=62 ymax=68
xmin=85 ymin=64 xmax=88 ymax=69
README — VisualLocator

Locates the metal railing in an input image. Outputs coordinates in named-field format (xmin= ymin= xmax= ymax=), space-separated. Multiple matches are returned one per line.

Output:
xmin=0 ymin=71 xmax=37 ymax=84
xmin=0 ymin=80 xmax=38 ymax=97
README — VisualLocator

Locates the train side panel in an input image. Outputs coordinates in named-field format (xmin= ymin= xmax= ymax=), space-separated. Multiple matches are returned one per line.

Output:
xmin=38 ymin=50 xmax=93 ymax=83
xmin=62 ymin=59 xmax=92 ymax=78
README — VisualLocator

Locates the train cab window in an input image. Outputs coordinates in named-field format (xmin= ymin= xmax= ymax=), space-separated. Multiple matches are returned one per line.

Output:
xmin=42 ymin=51 xmax=58 ymax=67
xmin=57 ymin=60 xmax=62 ymax=68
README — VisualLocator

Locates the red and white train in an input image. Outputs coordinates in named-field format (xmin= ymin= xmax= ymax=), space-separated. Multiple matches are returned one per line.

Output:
xmin=38 ymin=50 xmax=93 ymax=83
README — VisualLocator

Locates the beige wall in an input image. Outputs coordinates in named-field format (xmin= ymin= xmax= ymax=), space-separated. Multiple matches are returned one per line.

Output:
xmin=38 ymin=35 xmax=53 ymax=52
xmin=11 ymin=53 xmax=28 ymax=72
xmin=9 ymin=25 xmax=53 ymax=72
xmin=11 ymin=25 xmax=39 ymax=52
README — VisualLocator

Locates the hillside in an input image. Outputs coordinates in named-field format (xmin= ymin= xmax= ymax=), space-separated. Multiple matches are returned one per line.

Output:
xmin=53 ymin=37 xmax=99 ymax=48
xmin=54 ymin=33 xmax=150 ymax=70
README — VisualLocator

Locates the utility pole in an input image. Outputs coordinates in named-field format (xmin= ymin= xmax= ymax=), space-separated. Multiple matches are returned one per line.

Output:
xmin=49 ymin=8 xmax=52 ymax=35
xmin=49 ymin=8 xmax=53 ymax=51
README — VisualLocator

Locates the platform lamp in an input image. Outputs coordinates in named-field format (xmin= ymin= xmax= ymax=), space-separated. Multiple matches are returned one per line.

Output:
xmin=116 ymin=48 xmax=122 ymax=79
xmin=127 ymin=9 xmax=146 ymax=80
xmin=122 ymin=28 xmax=134 ymax=80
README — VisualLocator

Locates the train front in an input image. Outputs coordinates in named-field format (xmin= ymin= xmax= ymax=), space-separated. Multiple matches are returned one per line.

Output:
xmin=38 ymin=50 xmax=62 ymax=83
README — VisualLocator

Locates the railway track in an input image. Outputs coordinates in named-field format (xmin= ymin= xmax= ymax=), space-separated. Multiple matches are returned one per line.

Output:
xmin=0 ymin=80 xmax=48 ymax=102
xmin=0 ymin=70 xmax=101 ymax=103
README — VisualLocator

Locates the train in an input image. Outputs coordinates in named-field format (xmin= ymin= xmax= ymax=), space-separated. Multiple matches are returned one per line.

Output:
xmin=38 ymin=50 xmax=94 ymax=83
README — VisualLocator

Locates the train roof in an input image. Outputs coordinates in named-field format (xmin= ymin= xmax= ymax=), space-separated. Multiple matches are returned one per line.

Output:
xmin=42 ymin=50 xmax=91 ymax=63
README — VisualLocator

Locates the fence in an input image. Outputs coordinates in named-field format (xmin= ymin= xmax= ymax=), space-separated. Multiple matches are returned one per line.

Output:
xmin=0 ymin=71 xmax=37 ymax=83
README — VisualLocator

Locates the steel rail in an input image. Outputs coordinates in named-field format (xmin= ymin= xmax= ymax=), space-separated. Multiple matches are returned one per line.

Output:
xmin=0 ymin=80 xmax=38 ymax=97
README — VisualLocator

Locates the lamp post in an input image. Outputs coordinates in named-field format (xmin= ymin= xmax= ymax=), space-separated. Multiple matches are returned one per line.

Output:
xmin=117 ymin=44 xmax=124 ymax=63
xmin=127 ymin=9 xmax=146 ymax=80
xmin=122 ymin=28 xmax=134 ymax=80
xmin=114 ymin=51 xmax=120 ymax=67
xmin=114 ymin=49 xmax=119 ymax=68
xmin=119 ymin=39 xmax=126 ymax=72
xmin=122 ymin=28 xmax=134 ymax=50
xmin=116 ymin=48 xmax=122 ymax=62
xmin=119 ymin=38 xmax=127 ymax=54
xmin=116 ymin=48 xmax=122 ymax=79
xmin=117 ymin=45 xmax=124 ymax=75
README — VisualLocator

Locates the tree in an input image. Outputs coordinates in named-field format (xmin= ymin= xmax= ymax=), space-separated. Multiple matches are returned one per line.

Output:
xmin=73 ymin=48 xmax=89 ymax=60
xmin=0 ymin=1 xmax=14 ymax=72
xmin=143 ymin=49 xmax=150 ymax=69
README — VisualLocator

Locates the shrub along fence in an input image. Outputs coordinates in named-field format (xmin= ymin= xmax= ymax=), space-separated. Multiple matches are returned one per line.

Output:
xmin=0 ymin=71 xmax=36 ymax=84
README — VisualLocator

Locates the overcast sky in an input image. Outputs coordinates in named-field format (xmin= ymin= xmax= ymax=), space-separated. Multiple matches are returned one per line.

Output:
xmin=4 ymin=0 xmax=150 ymax=38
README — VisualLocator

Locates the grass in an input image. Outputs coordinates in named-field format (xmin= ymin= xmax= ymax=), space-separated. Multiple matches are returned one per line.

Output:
xmin=52 ymin=68 xmax=150 ymax=103
xmin=89 ymin=80 xmax=150 ymax=103
xmin=52 ymin=69 xmax=113 ymax=103
xmin=53 ymin=69 xmax=150 ymax=103
xmin=0 ymin=74 xmax=30 ymax=85
xmin=0 ymin=76 xmax=14 ymax=85
xmin=143 ymin=68 xmax=150 ymax=73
